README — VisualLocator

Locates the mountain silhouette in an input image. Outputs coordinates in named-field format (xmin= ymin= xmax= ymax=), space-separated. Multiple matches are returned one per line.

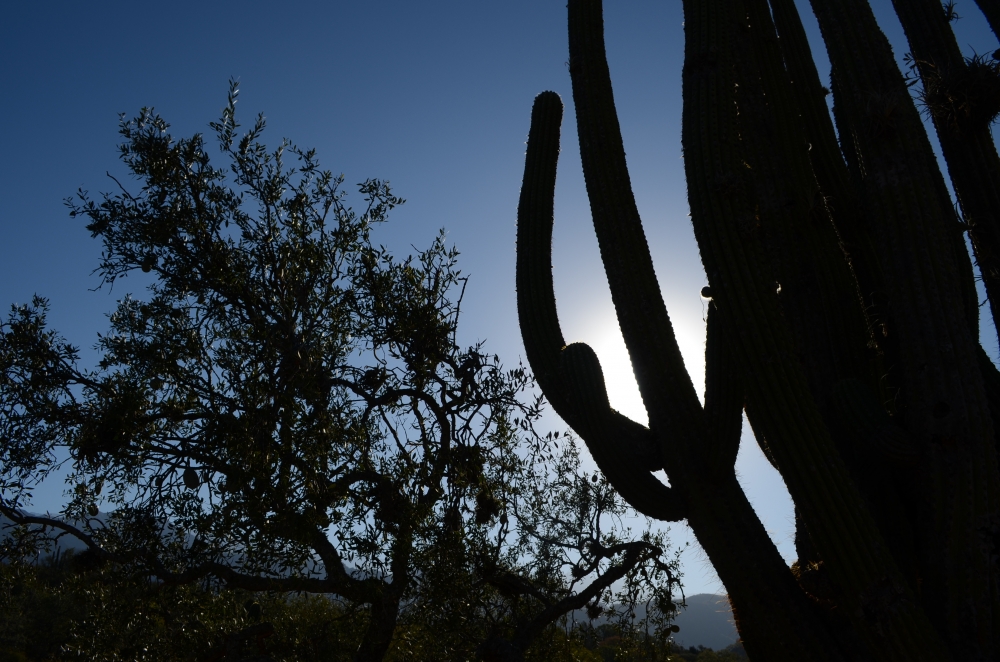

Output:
xmin=672 ymin=594 xmax=739 ymax=650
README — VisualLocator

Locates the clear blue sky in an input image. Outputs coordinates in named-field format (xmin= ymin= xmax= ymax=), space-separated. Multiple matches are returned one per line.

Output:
xmin=1 ymin=1 xmax=996 ymax=596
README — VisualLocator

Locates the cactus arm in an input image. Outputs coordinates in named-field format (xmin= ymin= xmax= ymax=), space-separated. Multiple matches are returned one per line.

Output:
xmin=769 ymin=0 xmax=892 ymax=356
xmin=515 ymin=91 xmax=684 ymax=521
xmin=737 ymin=0 xmax=873 ymax=395
xmin=701 ymin=301 xmax=742 ymax=472
xmin=567 ymin=0 xmax=704 ymax=450
xmin=514 ymin=91 xmax=567 ymax=395
xmin=973 ymin=0 xmax=1000 ymax=40
xmin=768 ymin=0 xmax=897 ymax=399
xmin=891 ymin=0 xmax=1000 ymax=349
xmin=558 ymin=343 xmax=685 ymax=520
xmin=767 ymin=0 xmax=851 ymax=202
xmin=767 ymin=0 xmax=876 ymax=273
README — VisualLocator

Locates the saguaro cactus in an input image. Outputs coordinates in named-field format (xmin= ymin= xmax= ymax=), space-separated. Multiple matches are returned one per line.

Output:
xmin=515 ymin=0 xmax=1000 ymax=659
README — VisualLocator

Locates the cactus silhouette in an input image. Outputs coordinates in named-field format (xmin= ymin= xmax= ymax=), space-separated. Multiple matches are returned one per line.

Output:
xmin=515 ymin=1 xmax=1000 ymax=659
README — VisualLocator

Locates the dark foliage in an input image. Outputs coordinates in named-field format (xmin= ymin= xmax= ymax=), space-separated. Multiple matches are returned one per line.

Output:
xmin=0 ymin=82 xmax=681 ymax=662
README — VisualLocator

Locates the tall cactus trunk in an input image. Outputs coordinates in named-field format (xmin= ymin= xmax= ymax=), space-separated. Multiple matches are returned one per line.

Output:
xmin=891 ymin=0 xmax=1000 ymax=354
xmin=514 ymin=0 xmax=1000 ymax=659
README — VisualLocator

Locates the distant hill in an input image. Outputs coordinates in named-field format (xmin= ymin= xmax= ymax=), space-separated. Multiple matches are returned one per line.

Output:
xmin=568 ymin=592 xmax=739 ymax=651
xmin=672 ymin=594 xmax=739 ymax=650
xmin=0 ymin=512 xmax=91 ymax=554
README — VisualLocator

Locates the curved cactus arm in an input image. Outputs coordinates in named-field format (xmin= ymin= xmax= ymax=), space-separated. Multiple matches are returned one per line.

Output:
xmin=567 ymin=0 xmax=704 ymax=447
xmin=559 ymin=343 xmax=685 ymax=520
xmin=516 ymin=91 xmax=570 ymax=395
xmin=701 ymin=301 xmax=742 ymax=473
xmin=516 ymin=91 xmax=685 ymax=522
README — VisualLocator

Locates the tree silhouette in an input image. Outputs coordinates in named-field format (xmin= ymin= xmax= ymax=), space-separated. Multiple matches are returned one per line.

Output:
xmin=0 ymin=82 xmax=681 ymax=662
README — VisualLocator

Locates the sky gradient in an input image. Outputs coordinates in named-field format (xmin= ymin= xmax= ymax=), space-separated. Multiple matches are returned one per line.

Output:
xmin=2 ymin=1 xmax=997 ymax=596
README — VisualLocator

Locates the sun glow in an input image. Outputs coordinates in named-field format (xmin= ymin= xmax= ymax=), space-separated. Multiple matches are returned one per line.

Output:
xmin=578 ymin=309 xmax=707 ymax=426
xmin=562 ymin=299 xmax=796 ymax=585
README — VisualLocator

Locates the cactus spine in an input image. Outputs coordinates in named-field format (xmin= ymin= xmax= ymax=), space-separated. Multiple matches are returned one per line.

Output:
xmin=515 ymin=0 xmax=1000 ymax=659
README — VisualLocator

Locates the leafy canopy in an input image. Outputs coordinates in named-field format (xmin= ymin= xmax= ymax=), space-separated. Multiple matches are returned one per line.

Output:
xmin=1 ymin=82 xmax=682 ymax=661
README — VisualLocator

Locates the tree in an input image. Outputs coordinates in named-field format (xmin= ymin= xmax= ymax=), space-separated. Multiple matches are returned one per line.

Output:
xmin=0 ymin=82 xmax=681 ymax=662
xmin=0 ymin=485 xmax=680 ymax=662
xmin=515 ymin=0 xmax=1000 ymax=659
xmin=0 ymin=550 xmax=360 ymax=662
xmin=400 ymin=439 xmax=680 ymax=662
